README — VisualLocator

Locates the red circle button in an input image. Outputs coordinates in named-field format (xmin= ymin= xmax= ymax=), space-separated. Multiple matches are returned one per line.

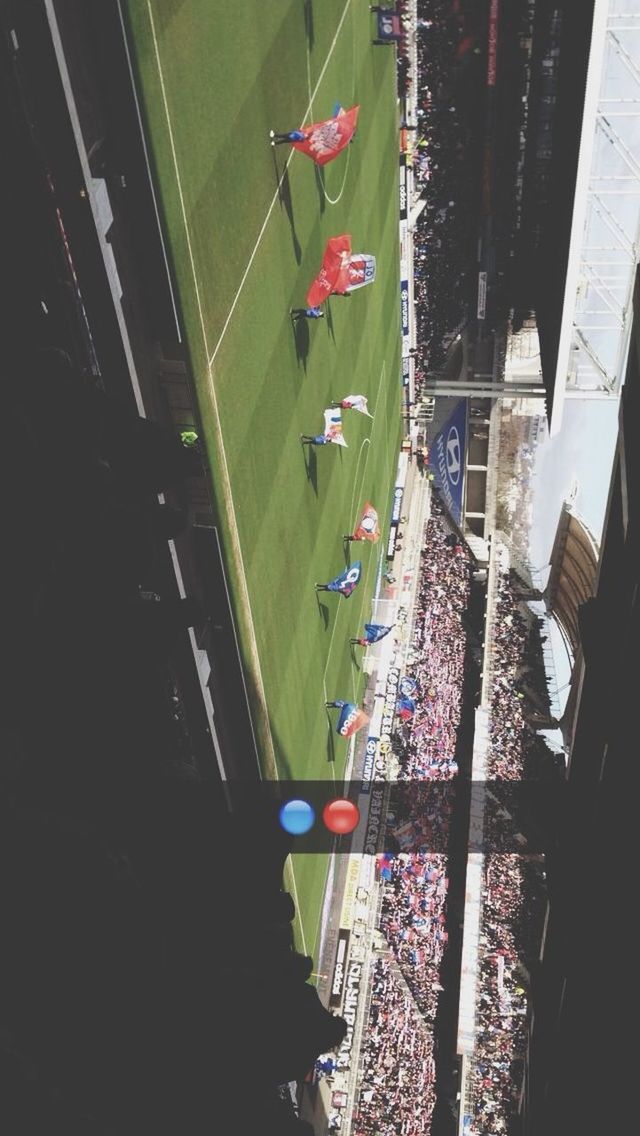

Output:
xmin=322 ymin=798 xmax=360 ymax=835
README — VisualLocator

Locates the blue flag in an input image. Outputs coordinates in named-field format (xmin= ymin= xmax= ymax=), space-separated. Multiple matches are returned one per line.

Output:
xmin=399 ymin=675 xmax=418 ymax=697
xmin=326 ymin=561 xmax=362 ymax=597
xmin=397 ymin=696 xmax=416 ymax=718
xmin=363 ymin=622 xmax=393 ymax=644
xmin=430 ymin=399 xmax=468 ymax=525
xmin=336 ymin=701 xmax=369 ymax=737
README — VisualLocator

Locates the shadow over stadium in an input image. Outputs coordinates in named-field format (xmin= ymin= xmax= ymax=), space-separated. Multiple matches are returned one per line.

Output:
xmin=0 ymin=347 xmax=346 ymax=1135
xmin=315 ymin=590 xmax=330 ymax=629
xmin=292 ymin=310 xmax=311 ymax=369
xmin=301 ymin=435 xmax=319 ymax=493
xmin=324 ymin=712 xmax=338 ymax=766
xmin=314 ymin=164 xmax=327 ymax=215
xmin=278 ymin=164 xmax=303 ymax=265
xmin=303 ymin=0 xmax=315 ymax=51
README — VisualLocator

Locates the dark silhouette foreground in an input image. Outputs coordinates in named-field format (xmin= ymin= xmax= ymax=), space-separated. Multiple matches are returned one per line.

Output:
xmin=0 ymin=350 xmax=346 ymax=1135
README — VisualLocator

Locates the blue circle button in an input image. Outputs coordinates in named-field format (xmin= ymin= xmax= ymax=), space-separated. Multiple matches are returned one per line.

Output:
xmin=279 ymin=798 xmax=316 ymax=836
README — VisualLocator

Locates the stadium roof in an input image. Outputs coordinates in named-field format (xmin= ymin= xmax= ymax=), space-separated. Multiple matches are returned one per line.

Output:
xmin=535 ymin=0 xmax=596 ymax=415
xmin=537 ymin=0 xmax=640 ymax=433
xmin=525 ymin=265 xmax=640 ymax=1136
xmin=544 ymin=503 xmax=600 ymax=658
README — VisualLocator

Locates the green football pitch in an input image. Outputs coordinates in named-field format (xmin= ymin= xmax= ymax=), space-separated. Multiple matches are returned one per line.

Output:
xmin=126 ymin=0 xmax=402 ymax=960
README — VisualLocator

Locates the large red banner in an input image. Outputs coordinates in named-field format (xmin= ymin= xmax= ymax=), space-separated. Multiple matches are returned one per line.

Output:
xmin=292 ymin=105 xmax=360 ymax=166
xmin=306 ymin=234 xmax=352 ymax=307
xmin=353 ymin=502 xmax=381 ymax=543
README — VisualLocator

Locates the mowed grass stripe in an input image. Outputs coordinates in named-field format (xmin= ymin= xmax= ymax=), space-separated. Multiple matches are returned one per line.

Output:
xmin=128 ymin=0 xmax=358 ymax=777
xmin=125 ymin=4 xmax=402 ymax=777
xmin=125 ymin=0 xmax=401 ymax=952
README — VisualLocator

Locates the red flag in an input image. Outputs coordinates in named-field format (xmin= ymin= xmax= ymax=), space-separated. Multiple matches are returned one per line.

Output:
xmin=292 ymin=105 xmax=360 ymax=166
xmin=306 ymin=234 xmax=352 ymax=308
xmin=353 ymin=502 xmax=381 ymax=543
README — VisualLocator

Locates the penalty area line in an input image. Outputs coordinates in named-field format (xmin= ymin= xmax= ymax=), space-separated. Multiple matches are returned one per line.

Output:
xmin=206 ymin=0 xmax=354 ymax=370
xmin=285 ymin=859 xmax=309 ymax=958
xmin=146 ymin=0 xmax=276 ymax=779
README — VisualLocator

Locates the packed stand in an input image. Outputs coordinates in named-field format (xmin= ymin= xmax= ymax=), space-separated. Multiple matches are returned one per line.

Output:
xmin=353 ymin=957 xmax=437 ymax=1136
xmin=399 ymin=0 xmax=480 ymax=378
xmin=387 ymin=778 xmax=455 ymax=853
xmin=487 ymin=571 xmax=556 ymax=781
xmin=396 ymin=499 xmax=472 ymax=781
xmin=467 ymin=567 xmax=550 ymax=1133
xmin=468 ymin=855 xmax=546 ymax=1136
xmin=395 ymin=0 xmax=416 ymax=97
xmin=378 ymin=853 xmax=449 ymax=1021
xmin=354 ymin=502 xmax=473 ymax=1133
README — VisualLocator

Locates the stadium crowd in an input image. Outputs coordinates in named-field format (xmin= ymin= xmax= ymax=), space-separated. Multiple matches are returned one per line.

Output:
xmin=396 ymin=501 xmax=472 ymax=780
xmin=396 ymin=0 xmax=478 ymax=381
xmin=468 ymin=854 xmax=545 ymax=1135
xmin=352 ymin=957 xmax=437 ymax=1136
xmin=378 ymin=853 xmax=449 ymax=1021
xmin=465 ymin=566 xmax=548 ymax=1133
xmin=352 ymin=522 xmax=557 ymax=1136
xmin=354 ymin=502 xmax=472 ymax=1132
xmin=344 ymin=4 xmax=556 ymax=1132
xmin=413 ymin=5 xmax=472 ymax=377
xmin=487 ymin=571 xmax=557 ymax=780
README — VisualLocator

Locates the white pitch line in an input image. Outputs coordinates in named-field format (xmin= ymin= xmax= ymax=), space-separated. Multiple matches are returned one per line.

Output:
xmin=320 ymin=359 xmax=389 ymax=710
xmin=147 ymin=1 xmax=279 ymax=782
xmin=305 ymin=3 xmax=356 ymax=206
xmin=347 ymin=437 xmax=372 ymax=534
xmin=207 ymin=0 xmax=354 ymax=369
xmin=312 ymin=851 xmax=336 ymax=975
xmin=148 ymin=0 xmax=355 ymax=775
xmin=146 ymin=0 xmax=354 ymax=953
xmin=146 ymin=3 xmax=209 ymax=356
xmin=316 ymin=144 xmax=350 ymax=206
xmin=320 ymin=436 xmax=370 ymax=789
xmin=285 ymin=859 xmax=308 ymax=957
xmin=346 ymin=362 xmax=393 ymax=701
xmin=321 ymin=438 xmax=371 ymax=705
